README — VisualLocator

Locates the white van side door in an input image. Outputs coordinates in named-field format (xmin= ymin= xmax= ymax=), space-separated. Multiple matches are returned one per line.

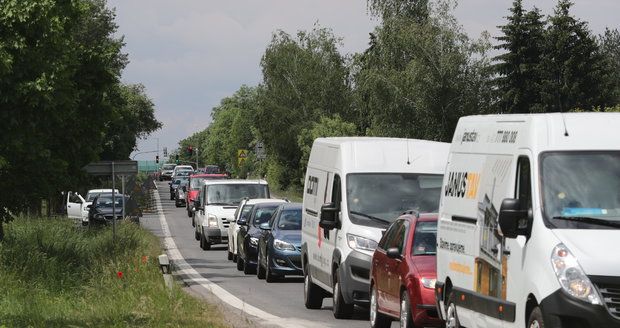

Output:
xmin=316 ymin=172 xmax=340 ymax=287
xmin=66 ymin=192 xmax=84 ymax=219
xmin=303 ymin=168 xmax=331 ymax=288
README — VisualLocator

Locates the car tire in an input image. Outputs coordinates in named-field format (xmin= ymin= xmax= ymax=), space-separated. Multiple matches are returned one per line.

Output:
xmin=265 ymin=253 xmax=278 ymax=283
xmin=399 ymin=290 xmax=414 ymax=328
xmin=232 ymin=253 xmax=238 ymax=263
xmin=257 ymin=249 xmax=266 ymax=279
xmin=370 ymin=283 xmax=391 ymax=328
xmin=227 ymin=250 xmax=233 ymax=261
xmin=170 ymin=194 xmax=174 ymax=200
xmin=192 ymin=214 xmax=196 ymax=227
xmin=243 ymin=256 xmax=254 ymax=275
xmin=237 ymin=256 xmax=244 ymax=271
xmin=187 ymin=208 xmax=192 ymax=218
xmin=194 ymin=229 xmax=200 ymax=241
xmin=303 ymin=265 xmax=324 ymax=309
xmin=445 ymin=290 xmax=461 ymax=328
xmin=332 ymin=269 xmax=354 ymax=319
xmin=527 ymin=307 xmax=545 ymax=328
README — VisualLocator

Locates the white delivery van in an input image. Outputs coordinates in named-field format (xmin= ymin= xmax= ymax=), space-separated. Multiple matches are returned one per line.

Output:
xmin=194 ymin=179 xmax=270 ymax=250
xmin=301 ymin=137 xmax=449 ymax=318
xmin=435 ymin=113 xmax=620 ymax=328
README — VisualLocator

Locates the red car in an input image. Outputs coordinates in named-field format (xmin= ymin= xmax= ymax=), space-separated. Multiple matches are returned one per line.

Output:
xmin=370 ymin=213 xmax=442 ymax=328
xmin=186 ymin=173 xmax=228 ymax=219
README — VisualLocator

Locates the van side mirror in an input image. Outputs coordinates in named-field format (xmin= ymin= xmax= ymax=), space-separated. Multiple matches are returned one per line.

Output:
xmin=319 ymin=202 xmax=338 ymax=230
xmin=498 ymin=198 xmax=531 ymax=239
xmin=386 ymin=247 xmax=402 ymax=259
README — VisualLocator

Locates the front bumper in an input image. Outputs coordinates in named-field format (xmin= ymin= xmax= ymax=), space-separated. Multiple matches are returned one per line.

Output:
xmin=540 ymin=288 xmax=620 ymax=328
xmin=269 ymin=247 xmax=303 ymax=276
xmin=341 ymin=250 xmax=372 ymax=306
xmin=204 ymin=227 xmax=228 ymax=245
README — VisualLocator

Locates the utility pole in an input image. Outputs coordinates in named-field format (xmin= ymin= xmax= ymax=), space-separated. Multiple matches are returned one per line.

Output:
xmin=196 ymin=147 xmax=200 ymax=169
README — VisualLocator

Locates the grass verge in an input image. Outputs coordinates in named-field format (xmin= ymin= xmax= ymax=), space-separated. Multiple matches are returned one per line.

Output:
xmin=0 ymin=218 xmax=228 ymax=328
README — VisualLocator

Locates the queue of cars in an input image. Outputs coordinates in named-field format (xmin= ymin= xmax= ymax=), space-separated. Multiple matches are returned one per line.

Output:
xmin=169 ymin=112 xmax=620 ymax=328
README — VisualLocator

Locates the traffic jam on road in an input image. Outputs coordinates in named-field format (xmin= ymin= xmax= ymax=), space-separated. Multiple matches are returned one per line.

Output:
xmin=151 ymin=113 xmax=620 ymax=328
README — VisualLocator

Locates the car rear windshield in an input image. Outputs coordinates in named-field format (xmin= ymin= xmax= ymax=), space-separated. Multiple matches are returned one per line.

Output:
xmin=412 ymin=221 xmax=437 ymax=255
xmin=97 ymin=196 xmax=124 ymax=207
xmin=276 ymin=209 xmax=302 ymax=230
xmin=163 ymin=164 xmax=176 ymax=170
xmin=206 ymin=184 xmax=269 ymax=205
xmin=252 ymin=205 xmax=279 ymax=227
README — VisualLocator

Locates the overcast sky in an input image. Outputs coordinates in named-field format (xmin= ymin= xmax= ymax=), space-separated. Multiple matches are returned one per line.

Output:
xmin=111 ymin=0 xmax=619 ymax=160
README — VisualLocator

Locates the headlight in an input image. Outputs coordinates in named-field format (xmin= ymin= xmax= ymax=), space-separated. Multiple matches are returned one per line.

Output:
xmin=346 ymin=234 xmax=378 ymax=252
xmin=208 ymin=214 xmax=218 ymax=227
xmin=421 ymin=277 xmax=436 ymax=289
xmin=551 ymin=243 xmax=602 ymax=305
xmin=249 ymin=237 xmax=259 ymax=246
xmin=274 ymin=239 xmax=296 ymax=251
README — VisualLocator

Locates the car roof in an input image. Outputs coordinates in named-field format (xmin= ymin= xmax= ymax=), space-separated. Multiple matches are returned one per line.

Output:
xmin=253 ymin=201 xmax=288 ymax=209
xmin=203 ymin=179 xmax=268 ymax=186
xmin=190 ymin=173 xmax=228 ymax=178
xmin=245 ymin=198 xmax=286 ymax=205
xmin=276 ymin=203 xmax=302 ymax=210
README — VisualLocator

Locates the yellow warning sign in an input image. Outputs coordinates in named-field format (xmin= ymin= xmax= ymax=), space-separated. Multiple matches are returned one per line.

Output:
xmin=237 ymin=149 xmax=248 ymax=166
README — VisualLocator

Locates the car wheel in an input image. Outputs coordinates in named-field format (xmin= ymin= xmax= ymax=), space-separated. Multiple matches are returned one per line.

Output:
xmin=191 ymin=214 xmax=196 ymax=227
xmin=332 ymin=269 xmax=354 ymax=319
xmin=194 ymin=228 xmax=200 ymax=241
xmin=400 ymin=290 xmax=414 ymax=328
xmin=243 ymin=256 xmax=254 ymax=275
xmin=236 ymin=255 xmax=244 ymax=271
xmin=170 ymin=194 xmax=174 ymax=200
xmin=370 ymin=283 xmax=391 ymax=328
xmin=187 ymin=208 xmax=192 ymax=218
xmin=227 ymin=250 xmax=233 ymax=261
xmin=232 ymin=253 xmax=238 ymax=263
xmin=303 ymin=265 xmax=324 ymax=309
xmin=265 ymin=253 xmax=278 ymax=283
xmin=445 ymin=291 xmax=461 ymax=328
xmin=257 ymin=249 xmax=266 ymax=279
xmin=528 ymin=307 xmax=545 ymax=328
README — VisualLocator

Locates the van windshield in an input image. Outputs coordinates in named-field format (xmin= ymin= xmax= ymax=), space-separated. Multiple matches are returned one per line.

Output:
xmin=346 ymin=173 xmax=443 ymax=224
xmin=541 ymin=152 xmax=620 ymax=229
xmin=207 ymin=184 xmax=269 ymax=206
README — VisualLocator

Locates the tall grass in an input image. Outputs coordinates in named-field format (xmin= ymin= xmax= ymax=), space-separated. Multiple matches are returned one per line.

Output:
xmin=0 ymin=218 xmax=227 ymax=327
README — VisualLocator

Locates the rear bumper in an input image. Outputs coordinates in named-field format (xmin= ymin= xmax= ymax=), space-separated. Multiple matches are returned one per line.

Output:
xmin=540 ymin=289 xmax=620 ymax=328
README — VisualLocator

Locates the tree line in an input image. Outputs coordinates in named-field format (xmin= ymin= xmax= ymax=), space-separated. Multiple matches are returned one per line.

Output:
xmin=176 ymin=0 xmax=619 ymax=194
xmin=0 ymin=0 xmax=161 ymax=237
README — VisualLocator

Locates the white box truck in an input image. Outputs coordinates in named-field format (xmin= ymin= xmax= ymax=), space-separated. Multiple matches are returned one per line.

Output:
xmin=301 ymin=137 xmax=449 ymax=319
xmin=435 ymin=113 xmax=620 ymax=328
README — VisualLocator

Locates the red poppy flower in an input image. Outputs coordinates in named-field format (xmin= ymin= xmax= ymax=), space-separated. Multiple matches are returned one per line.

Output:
xmin=117 ymin=271 xmax=123 ymax=279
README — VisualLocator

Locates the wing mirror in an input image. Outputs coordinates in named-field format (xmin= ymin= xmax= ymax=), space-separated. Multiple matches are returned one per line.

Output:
xmin=498 ymin=198 xmax=532 ymax=239
xmin=237 ymin=218 xmax=248 ymax=226
xmin=259 ymin=222 xmax=271 ymax=231
xmin=386 ymin=247 xmax=402 ymax=259
xmin=319 ymin=202 xmax=338 ymax=230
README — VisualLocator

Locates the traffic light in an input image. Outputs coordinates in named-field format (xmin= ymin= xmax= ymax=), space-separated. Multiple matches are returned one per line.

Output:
xmin=187 ymin=146 xmax=193 ymax=156
xmin=175 ymin=154 xmax=179 ymax=164
xmin=155 ymin=155 xmax=159 ymax=164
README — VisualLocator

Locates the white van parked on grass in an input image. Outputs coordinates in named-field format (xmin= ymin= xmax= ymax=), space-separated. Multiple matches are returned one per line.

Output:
xmin=301 ymin=137 xmax=449 ymax=319
xmin=194 ymin=179 xmax=270 ymax=250
xmin=435 ymin=113 xmax=620 ymax=328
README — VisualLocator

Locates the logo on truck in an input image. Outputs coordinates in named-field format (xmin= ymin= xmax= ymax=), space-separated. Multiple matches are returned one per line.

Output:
xmin=444 ymin=172 xmax=480 ymax=199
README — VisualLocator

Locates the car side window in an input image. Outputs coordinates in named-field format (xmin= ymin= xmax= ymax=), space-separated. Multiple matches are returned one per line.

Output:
xmin=378 ymin=220 xmax=401 ymax=250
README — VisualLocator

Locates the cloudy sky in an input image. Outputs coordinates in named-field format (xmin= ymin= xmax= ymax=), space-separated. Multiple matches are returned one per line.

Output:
xmin=110 ymin=0 xmax=619 ymax=160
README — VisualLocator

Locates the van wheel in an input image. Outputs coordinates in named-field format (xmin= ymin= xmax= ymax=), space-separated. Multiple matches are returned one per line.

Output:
xmin=528 ymin=307 xmax=545 ymax=328
xmin=304 ymin=267 xmax=324 ymax=309
xmin=332 ymin=271 xmax=354 ymax=319
xmin=237 ymin=256 xmax=244 ymax=271
xmin=445 ymin=291 xmax=461 ymax=328
xmin=400 ymin=291 xmax=414 ymax=328
xmin=370 ymin=284 xmax=391 ymax=328
xmin=200 ymin=233 xmax=211 ymax=250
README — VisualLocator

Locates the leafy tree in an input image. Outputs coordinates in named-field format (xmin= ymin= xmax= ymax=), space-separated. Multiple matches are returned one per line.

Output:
xmin=598 ymin=28 xmax=620 ymax=104
xmin=540 ymin=0 xmax=613 ymax=112
xmin=354 ymin=0 xmax=494 ymax=141
xmin=255 ymin=26 xmax=352 ymax=189
xmin=367 ymin=0 xmax=430 ymax=22
xmin=494 ymin=1 xmax=546 ymax=113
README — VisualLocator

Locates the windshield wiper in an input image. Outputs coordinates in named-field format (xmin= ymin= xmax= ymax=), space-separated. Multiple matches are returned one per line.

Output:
xmin=350 ymin=211 xmax=391 ymax=225
xmin=552 ymin=216 xmax=620 ymax=228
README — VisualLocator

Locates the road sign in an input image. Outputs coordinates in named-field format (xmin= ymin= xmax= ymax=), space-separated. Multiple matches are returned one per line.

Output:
xmin=82 ymin=161 xmax=138 ymax=176
xmin=237 ymin=149 xmax=248 ymax=166
xmin=255 ymin=142 xmax=266 ymax=160
xmin=163 ymin=147 xmax=168 ymax=157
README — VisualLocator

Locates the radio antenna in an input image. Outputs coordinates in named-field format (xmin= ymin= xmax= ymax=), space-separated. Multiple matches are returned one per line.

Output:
xmin=406 ymin=140 xmax=411 ymax=165
xmin=561 ymin=112 xmax=569 ymax=137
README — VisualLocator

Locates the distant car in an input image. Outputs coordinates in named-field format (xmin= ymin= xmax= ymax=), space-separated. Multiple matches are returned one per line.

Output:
xmin=257 ymin=203 xmax=302 ymax=282
xmin=204 ymin=165 xmax=220 ymax=174
xmin=66 ymin=189 xmax=119 ymax=226
xmin=172 ymin=165 xmax=194 ymax=180
xmin=236 ymin=201 xmax=285 ymax=274
xmin=175 ymin=180 xmax=189 ymax=207
xmin=228 ymin=198 xmax=286 ymax=262
xmin=88 ymin=194 xmax=127 ymax=226
xmin=169 ymin=177 xmax=189 ymax=200
xmin=159 ymin=164 xmax=177 ymax=181
xmin=369 ymin=213 xmax=441 ymax=328
xmin=186 ymin=173 xmax=229 ymax=217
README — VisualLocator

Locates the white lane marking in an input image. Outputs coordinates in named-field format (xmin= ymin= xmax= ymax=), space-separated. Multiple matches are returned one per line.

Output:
xmin=152 ymin=187 xmax=323 ymax=328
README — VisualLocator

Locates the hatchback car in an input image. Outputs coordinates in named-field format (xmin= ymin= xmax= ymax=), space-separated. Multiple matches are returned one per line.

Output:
xmin=369 ymin=213 xmax=442 ymax=328
xmin=169 ymin=177 xmax=188 ymax=200
xmin=236 ymin=202 xmax=283 ymax=274
xmin=257 ymin=203 xmax=303 ymax=282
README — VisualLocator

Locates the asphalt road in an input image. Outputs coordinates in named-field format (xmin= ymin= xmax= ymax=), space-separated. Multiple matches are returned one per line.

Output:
xmin=141 ymin=181 xmax=400 ymax=328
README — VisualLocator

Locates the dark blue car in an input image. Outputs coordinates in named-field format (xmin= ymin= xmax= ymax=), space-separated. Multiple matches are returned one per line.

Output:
xmin=256 ymin=203 xmax=303 ymax=282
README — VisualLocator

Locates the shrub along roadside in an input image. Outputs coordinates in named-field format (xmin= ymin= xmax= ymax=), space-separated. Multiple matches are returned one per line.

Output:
xmin=0 ymin=218 xmax=227 ymax=328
